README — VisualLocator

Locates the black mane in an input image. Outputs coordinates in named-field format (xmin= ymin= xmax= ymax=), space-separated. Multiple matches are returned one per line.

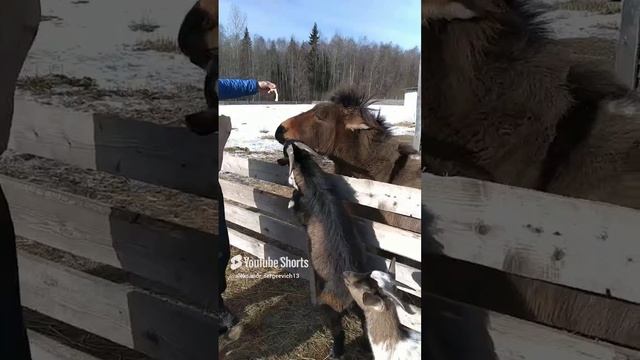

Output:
xmin=329 ymin=88 xmax=392 ymax=133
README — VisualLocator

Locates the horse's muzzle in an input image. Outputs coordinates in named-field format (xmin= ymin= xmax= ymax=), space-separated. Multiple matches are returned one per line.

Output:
xmin=275 ymin=125 xmax=286 ymax=144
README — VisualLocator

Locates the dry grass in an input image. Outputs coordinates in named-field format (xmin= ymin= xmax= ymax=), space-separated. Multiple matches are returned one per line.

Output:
xmin=554 ymin=0 xmax=622 ymax=14
xmin=128 ymin=17 xmax=160 ymax=33
xmin=133 ymin=37 xmax=180 ymax=53
xmin=220 ymin=248 xmax=372 ymax=360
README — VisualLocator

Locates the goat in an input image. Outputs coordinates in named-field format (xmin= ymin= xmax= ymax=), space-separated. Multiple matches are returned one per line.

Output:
xmin=279 ymin=140 xmax=369 ymax=359
xmin=343 ymin=259 xmax=421 ymax=360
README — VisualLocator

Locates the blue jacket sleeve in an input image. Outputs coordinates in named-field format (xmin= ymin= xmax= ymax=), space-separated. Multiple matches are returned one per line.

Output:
xmin=218 ymin=79 xmax=259 ymax=100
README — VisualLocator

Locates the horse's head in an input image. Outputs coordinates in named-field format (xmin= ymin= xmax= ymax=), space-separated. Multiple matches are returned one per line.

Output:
xmin=274 ymin=88 xmax=388 ymax=157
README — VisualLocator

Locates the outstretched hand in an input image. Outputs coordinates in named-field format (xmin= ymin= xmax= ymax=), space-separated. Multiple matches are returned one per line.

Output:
xmin=258 ymin=80 xmax=277 ymax=95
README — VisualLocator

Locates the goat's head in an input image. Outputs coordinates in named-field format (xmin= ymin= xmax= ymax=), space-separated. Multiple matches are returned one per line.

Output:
xmin=343 ymin=258 xmax=412 ymax=313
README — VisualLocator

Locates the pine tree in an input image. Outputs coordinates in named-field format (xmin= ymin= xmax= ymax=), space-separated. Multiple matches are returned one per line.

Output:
xmin=239 ymin=27 xmax=253 ymax=78
xmin=306 ymin=23 xmax=320 ymax=100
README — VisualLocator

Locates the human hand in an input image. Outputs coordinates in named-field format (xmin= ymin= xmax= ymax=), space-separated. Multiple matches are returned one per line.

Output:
xmin=258 ymin=80 xmax=277 ymax=95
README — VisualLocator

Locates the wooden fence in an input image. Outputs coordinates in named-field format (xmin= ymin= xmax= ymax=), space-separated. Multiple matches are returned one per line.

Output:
xmin=422 ymin=172 xmax=640 ymax=359
xmin=6 ymin=97 xmax=219 ymax=360
xmin=6 ymin=96 xmax=422 ymax=358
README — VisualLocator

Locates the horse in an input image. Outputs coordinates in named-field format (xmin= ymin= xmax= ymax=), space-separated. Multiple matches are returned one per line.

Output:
xmin=275 ymin=88 xmax=421 ymax=232
xmin=422 ymin=0 xmax=640 ymax=349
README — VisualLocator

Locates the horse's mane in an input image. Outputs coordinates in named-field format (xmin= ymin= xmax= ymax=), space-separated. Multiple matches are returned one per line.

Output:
xmin=329 ymin=88 xmax=392 ymax=134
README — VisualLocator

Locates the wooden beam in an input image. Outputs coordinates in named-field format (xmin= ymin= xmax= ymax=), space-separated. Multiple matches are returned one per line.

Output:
xmin=1 ymin=174 xmax=218 ymax=308
xmin=221 ymin=179 xmax=422 ymax=261
xmin=424 ymin=292 xmax=640 ymax=360
xmin=18 ymin=252 xmax=218 ymax=360
xmin=221 ymin=156 xmax=421 ymax=219
xmin=28 ymin=330 xmax=101 ymax=360
xmin=615 ymin=0 xmax=640 ymax=89
xmin=423 ymin=173 xmax=640 ymax=305
xmin=9 ymin=98 xmax=217 ymax=198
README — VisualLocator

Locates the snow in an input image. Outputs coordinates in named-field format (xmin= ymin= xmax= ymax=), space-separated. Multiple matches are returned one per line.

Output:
xmin=22 ymin=0 xmax=203 ymax=90
xmin=220 ymin=104 xmax=417 ymax=153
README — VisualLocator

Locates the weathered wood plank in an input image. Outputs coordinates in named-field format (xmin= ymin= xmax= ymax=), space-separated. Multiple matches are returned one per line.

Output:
xmin=18 ymin=252 xmax=217 ymax=360
xmin=221 ymin=179 xmax=422 ymax=261
xmin=422 ymin=173 xmax=640 ymax=304
xmin=424 ymin=254 xmax=640 ymax=350
xmin=10 ymin=98 xmax=217 ymax=197
xmin=224 ymin=201 xmax=308 ymax=251
xmin=1 ymin=174 xmax=218 ymax=308
xmin=28 ymin=330 xmax=101 ymax=360
xmin=616 ymin=0 xmax=640 ymax=89
xmin=425 ymin=292 xmax=640 ymax=360
xmin=221 ymin=155 xmax=421 ymax=219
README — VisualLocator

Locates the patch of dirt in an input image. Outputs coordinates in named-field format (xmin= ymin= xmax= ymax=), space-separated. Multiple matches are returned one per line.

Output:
xmin=133 ymin=38 xmax=180 ymax=53
xmin=17 ymin=74 xmax=204 ymax=126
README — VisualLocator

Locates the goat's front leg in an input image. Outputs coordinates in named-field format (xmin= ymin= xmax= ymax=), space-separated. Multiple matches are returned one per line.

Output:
xmin=318 ymin=304 xmax=345 ymax=359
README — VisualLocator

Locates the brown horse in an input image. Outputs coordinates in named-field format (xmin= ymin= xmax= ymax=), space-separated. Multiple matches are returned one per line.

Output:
xmin=275 ymin=88 xmax=421 ymax=232
xmin=423 ymin=0 xmax=640 ymax=350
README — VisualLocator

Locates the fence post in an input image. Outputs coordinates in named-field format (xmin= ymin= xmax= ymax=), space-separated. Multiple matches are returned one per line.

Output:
xmin=413 ymin=59 xmax=421 ymax=151
xmin=615 ymin=0 xmax=640 ymax=90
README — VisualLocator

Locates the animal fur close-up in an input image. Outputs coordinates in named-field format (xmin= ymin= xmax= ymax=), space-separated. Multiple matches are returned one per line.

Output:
xmin=422 ymin=0 xmax=640 ymax=208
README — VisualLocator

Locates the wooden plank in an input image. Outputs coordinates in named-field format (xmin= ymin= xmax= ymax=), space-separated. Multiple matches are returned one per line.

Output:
xmin=18 ymin=252 xmax=218 ymax=360
xmin=10 ymin=98 xmax=217 ymax=197
xmin=224 ymin=201 xmax=308 ymax=252
xmin=616 ymin=0 xmax=640 ymax=89
xmin=221 ymin=179 xmax=422 ymax=261
xmin=422 ymin=172 xmax=640 ymax=304
xmin=424 ymin=254 xmax=640 ymax=349
xmin=425 ymin=292 xmax=640 ymax=360
xmin=0 ymin=174 xmax=218 ymax=308
xmin=28 ymin=330 xmax=101 ymax=360
xmin=221 ymin=155 xmax=421 ymax=219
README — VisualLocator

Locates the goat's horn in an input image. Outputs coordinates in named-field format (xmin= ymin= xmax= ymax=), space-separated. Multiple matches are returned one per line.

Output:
xmin=388 ymin=257 xmax=397 ymax=279
xmin=285 ymin=145 xmax=298 ymax=189
xmin=291 ymin=141 xmax=321 ymax=157
xmin=384 ymin=290 xmax=410 ymax=313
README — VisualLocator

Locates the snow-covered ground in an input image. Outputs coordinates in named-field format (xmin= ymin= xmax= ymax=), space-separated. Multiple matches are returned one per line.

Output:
xmin=220 ymin=103 xmax=417 ymax=153
xmin=22 ymin=0 xmax=202 ymax=90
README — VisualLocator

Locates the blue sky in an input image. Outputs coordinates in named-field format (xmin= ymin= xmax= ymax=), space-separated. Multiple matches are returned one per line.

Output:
xmin=219 ymin=0 xmax=421 ymax=50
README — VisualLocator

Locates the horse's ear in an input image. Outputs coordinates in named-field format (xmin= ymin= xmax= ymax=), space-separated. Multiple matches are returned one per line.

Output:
xmin=362 ymin=292 xmax=385 ymax=311
xmin=344 ymin=111 xmax=375 ymax=131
